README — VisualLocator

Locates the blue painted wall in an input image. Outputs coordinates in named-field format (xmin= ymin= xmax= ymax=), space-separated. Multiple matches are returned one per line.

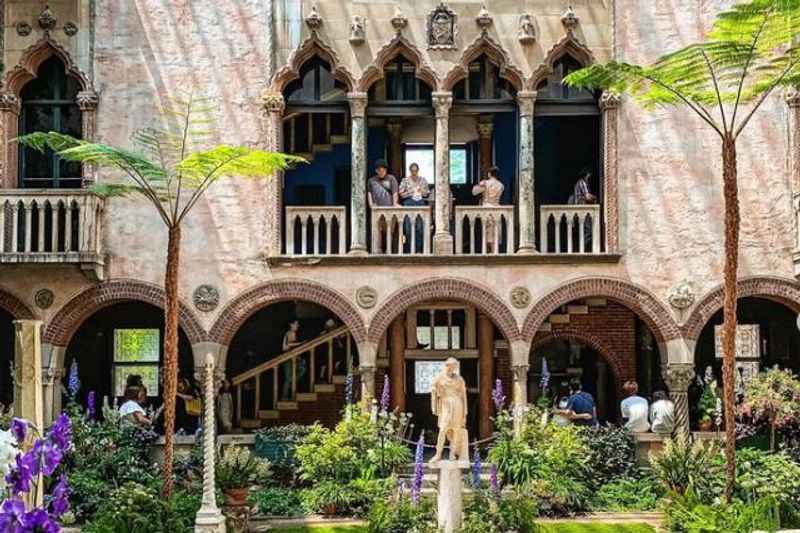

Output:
xmin=492 ymin=111 xmax=517 ymax=205
xmin=284 ymin=142 xmax=350 ymax=205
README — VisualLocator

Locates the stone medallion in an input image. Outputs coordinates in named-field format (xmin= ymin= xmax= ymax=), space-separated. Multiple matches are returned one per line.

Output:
xmin=667 ymin=280 xmax=695 ymax=311
xmin=193 ymin=284 xmax=220 ymax=312
xmin=356 ymin=286 xmax=377 ymax=309
xmin=64 ymin=22 xmax=79 ymax=36
xmin=15 ymin=21 xmax=32 ymax=36
xmin=510 ymin=286 xmax=531 ymax=309
xmin=427 ymin=2 xmax=457 ymax=49
xmin=34 ymin=288 xmax=54 ymax=310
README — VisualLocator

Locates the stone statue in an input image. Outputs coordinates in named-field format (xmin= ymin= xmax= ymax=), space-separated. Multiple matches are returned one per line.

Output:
xmin=518 ymin=14 xmax=536 ymax=44
xmin=430 ymin=358 xmax=469 ymax=463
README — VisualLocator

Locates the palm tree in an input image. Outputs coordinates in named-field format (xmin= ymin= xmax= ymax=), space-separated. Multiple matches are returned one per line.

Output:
xmin=565 ymin=0 xmax=800 ymax=500
xmin=18 ymin=94 xmax=301 ymax=497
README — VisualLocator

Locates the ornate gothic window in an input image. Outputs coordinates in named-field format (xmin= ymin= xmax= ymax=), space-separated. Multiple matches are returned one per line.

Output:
xmin=283 ymin=56 xmax=347 ymax=104
xmin=369 ymin=55 xmax=432 ymax=103
xmin=453 ymin=54 xmax=516 ymax=101
xmin=536 ymin=55 xmax=597 ymax=103
xmin=18 ymin=56 xmax=83 ymax=189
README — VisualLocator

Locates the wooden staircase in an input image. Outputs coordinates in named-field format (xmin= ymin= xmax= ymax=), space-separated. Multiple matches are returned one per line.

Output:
xmin=284 ymin=112 xmax=350 ymax=162
xmin=232 ymin=325 xmax=355 ymax=429
xmin=538 ymin=297 xmax=608 ymax=332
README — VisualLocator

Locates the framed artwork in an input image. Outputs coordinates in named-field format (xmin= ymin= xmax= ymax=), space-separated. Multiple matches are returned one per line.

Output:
xmin=715 ymin=324 xmax=760 ymax=360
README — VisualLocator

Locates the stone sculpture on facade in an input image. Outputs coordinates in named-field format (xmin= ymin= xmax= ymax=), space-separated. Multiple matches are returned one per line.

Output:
xmin=391 ymin=6 xmax=408 ymax=35
xmin=430 ymin=357 xmax=469 ymax=463
xmin=518 ymin=14 xmax=536 ymax=44
xmin=350 ymin=16 xmax=365 ymax=45
xmin=475 ymin=5 xmax=492 ymax=34
xmin=428 ymin=3 xmax=457 ymax=50
xmin=305 ymin=4 xmax=322 ymax=32
xmin=562 ymin=5 xmax=579 ymax=34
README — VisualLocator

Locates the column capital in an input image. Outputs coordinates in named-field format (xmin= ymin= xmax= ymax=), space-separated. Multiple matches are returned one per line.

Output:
xmin=76 ymin=90 xmax=99 ymax=111
xmin=662 ymin=363 xmax=696 ymax=392
xmin=787 ymin=87 xmax=800 ymax=108
xmin=431 ymin=91 xmax=453 ymax=117
xmin=511 ymin=364 xmax=530 ymax=382
xmin=0 ymin=92 xmax=20 ymax=114
xmin=516 ymin=90 xmax=537 ymax=117
xmin=261 ymin=91 xmax=285 ymax=113
xmin=600 ymin=91 xmax=621 ymax=111
xmin=477 ymin=119 xmax=493 ymax=139
xmin=347 ymin=91 xmax=368 ymax=117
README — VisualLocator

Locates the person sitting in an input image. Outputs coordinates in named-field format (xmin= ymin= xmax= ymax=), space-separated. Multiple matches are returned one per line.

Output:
xmin=175 ymin=378 xmax=200 ymax=434
xmin=552 ymin=382 xmax=572 ymax=427
xmin=620 ymin=380 xmax=650 ymax=433
xmin=649 ymin=390 xmax=675 ymax=434
xmin=119 ymin=385 xmax=151 ymax=427
xmin=557 ymin=378 xmax=597 ymax=427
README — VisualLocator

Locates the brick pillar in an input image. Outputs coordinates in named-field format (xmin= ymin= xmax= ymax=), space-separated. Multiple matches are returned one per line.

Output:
xmin=663 ymin=363 xmax=695 ymax=437
xmin=477 ymin=116 xmax=493 ymax=180
xmin=13 ymin=320 xmax=44 ymax=431
xmin=477 ymin=313 xmax=494 ymax=439
xmin=386 ymin=119 xmax=404 ymax=179
xmin=389 ymin=316 xmax=406 ymax=412
xmin=600 ymin=92 xmax=620 ymax=254
xmin=596 ymin=359 xmax=607 ymax=420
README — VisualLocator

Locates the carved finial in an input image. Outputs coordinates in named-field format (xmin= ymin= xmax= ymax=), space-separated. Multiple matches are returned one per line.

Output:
xmin=787 ymin=87 xmax=800 ymax=108
xmin=518 ymin=14 xmax=536 ymax=44
xmin=600 ymin=91 xmax=621 ymax=111
xmin=305 ymin=4 xmax=322 ymax=32
xmin=350 ymin=15 xmax=365 ymax=45
xmin=38 ymin=4 xmax=57 ymax=32
xmin=391 ymin=6 xmax=408 ymax=35
xmin=561 ymin=5 xmax=579 ymax=34
xmin=476 ymin=5 xmax=492 ymax=34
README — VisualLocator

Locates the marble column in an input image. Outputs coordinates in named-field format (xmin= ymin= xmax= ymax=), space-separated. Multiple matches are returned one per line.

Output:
xmin=432 ymin=92 xmax=454 ymax=255
xmin=348 ymin=92 xmax=369 ymax=255
xmin=0 ymin=93 xmax=20 ymax=189
xmin=386 ymin=119 xmax=404 ymax=178
xmin=13 ymin=320 xmax=44 ymax=433
xmin=195 ymin=353 xmax=226 ymax=533
xmin=359 ymin=365 xmax=376 ymax=411
xmin=600 ymin=92 xmax=621 ymax=254
xmin=262 ymin=92 xmax=286 ymax=257
xmin=389 ymin=316 xmax=406 ymax=412
xmin=662 ymin=363 xmax=696 ymax=437
xmin=477 ymin=313 xmax=494 ymax=439
xmin=511 ymin=364 xmax=529 ymax=434
xmin=76 ymin=90 xmax=99 ymax=184
xmin=477 ymin=116 xmax=493 ymax=179
xmin=516 ymin=91 xmax=537 ymax=253
xmin=41 ymin=368 xmax=64 ymax=426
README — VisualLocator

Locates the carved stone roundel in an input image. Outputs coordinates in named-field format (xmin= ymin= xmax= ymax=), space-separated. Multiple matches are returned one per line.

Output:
xmin=193 ymin=284 xmax=220 ymax=312
xmin=510 ymin=286 xmax=531 ymax=309
xmin=356 ymin=286 xmax=378 ymax=309
xmin=35 ymin=288 xmax=54 ymax=310
xmin=15 ymin=22 xmax=32 ymax=36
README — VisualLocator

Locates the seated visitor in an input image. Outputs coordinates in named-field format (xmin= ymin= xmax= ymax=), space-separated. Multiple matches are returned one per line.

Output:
xmin=552 ymin=382 xmax=572 ymax=427
xmin=620 ymin=380 xmax=650 ymax=433
xmin=558 ymin=378 xmax=597 ymax=427
xmin=175 ymin=377 xmax=200 ymax=434
xmin=399 ymin=162 xmax=431 ymax=253
xmin=217 ymin=379 xmax=234 ymax=434
xmin=649 ymin=390 xmax=675 ymax=434
xmin=472 ymin=166 xmax=505 ymax=252
xmin=119 ymin=385 xmax=151 ymax=427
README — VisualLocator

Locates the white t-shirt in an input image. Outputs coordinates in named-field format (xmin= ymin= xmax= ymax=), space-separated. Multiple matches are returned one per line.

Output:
xmin=650 ymin=399 xmax=675 ymax=434
xmin=119 ymin=400 xmax=145 ymax=418
xmin=620 ymin=395 xmax=650 ymax=432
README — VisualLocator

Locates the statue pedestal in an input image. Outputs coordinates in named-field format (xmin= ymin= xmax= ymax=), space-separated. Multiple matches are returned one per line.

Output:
xmin=430 ymin=460 xmax=469 ymax=533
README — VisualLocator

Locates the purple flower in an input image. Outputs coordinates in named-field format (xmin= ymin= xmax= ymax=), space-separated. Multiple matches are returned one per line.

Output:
xmin=492 ymin=379 xmax=505 ymax=412
xmin=345 ymin=374 xmax=354 ymax=405
xmin=471 ymin=447 xmax=482 ymax=488
xmin=380 ymin=375 xmax=391 ymax=412
xmin=490 ymin=464 xmax=500 ymax=496
xmin=48 ymin=474 xmax=70 ymax=517
xmin=47 ymin=413 xmax=72 ymax=451
xmin=86 ymin=391 xmax=96 ymax=420
xmin=24 ymin=508 xmax=59 ymax=533
xmin=37 ymin=440 xmax=64 ymax=477
xmin=10 ymin=418 xmax=27 ymax=444
xmin=67 ymin=361 xmax=80 ymax=397
xmin=411 ymin=434 xmax=425 ymax=505
xmin=0 ymin=498 xmax=26 ymax=531
xmin=540 ymin=358 xmax=550 ymax=391
xmin=5 ymin=450 xmax=37 ymax=495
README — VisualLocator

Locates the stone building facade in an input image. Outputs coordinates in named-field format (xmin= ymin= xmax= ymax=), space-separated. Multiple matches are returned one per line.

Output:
xmin=1 ymin=0 xmax=799 ymax=437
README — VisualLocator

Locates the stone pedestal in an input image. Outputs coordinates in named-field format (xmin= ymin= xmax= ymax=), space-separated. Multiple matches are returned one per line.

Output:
xmin=432 ymin=460 xmax=469 ymax=533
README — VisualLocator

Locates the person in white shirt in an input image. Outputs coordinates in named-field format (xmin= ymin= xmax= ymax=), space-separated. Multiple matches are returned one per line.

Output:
xmin=119 ymin=385 xmax=151 ymax=427
xmin=620 ymin=381 xmax=650 ymax=433
xmin=649 ymin=390 xmax=675 ymax=434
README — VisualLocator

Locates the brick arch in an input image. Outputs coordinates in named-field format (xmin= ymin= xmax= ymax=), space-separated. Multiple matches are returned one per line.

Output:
xmin=43 ymin=280 xmax=206 ymax=347
xmin=367 ymin=277 xmax=520 ymax=344
xmin=531 ymin=327 xmax=625 ymax=385
xmin=5 ymin=34 xmax=91 ymax=95
xmin=357 ymin=34 xmax=439 ymax=92
xmin=683 ymin=276 xmax=800 ymax=342
xmin=522 ymin=277 xmax=681 ymax=345
xmin=0 ymin=288 xmax=35 ymax=320
xmin=442 ymin=33 xmax=524 ymax=92
xmin=269 ymin=33 xmax=356 ymax=94
xmin=208 ymin=279 xmax=367 ymax=346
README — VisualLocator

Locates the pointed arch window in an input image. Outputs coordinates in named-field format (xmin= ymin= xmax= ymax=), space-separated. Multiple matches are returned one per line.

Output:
xmin=368 ymin=55 xmax=432 ymax=103
xmin=453 ymin=54 xmax=517 ymax=101
xmin=18 ymin=56 xmax=83 ymax=189
xmin=536 ymin=55 xmax=598 ymax=109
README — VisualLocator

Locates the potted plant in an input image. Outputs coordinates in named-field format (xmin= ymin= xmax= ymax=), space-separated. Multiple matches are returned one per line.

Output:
xmin=697 ymin=380 xmax=717 ymax=432
xmin=216 ymin=444 xmax=271 ymax=505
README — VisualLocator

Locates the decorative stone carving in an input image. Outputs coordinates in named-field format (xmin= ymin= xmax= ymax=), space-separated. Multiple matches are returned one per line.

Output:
xmin=261 ymin=91 xmax=285 ymax=113
xmin=667 ymin=279 xmax=695 ymax=310
xmin=518 ymin=14 xmax=536 ymax=44
xmin=429 ymin=358 xmax=469 ymax=463
xmin=76 ymin=90 xmax=99 ymax=111
xmin=34 ymin=289 xmax=54 ymax=310
xmin=356 ymin=286 xmax=377 ymax=309
xmin=475 ymin=5 xmax=492 ymax=34
xmin=0 ymin=93 xmax=21 ymax=114
xmin=662 ymin=362 xmax=695 ymax=436
xmin=349 ymin=16 xmax=365 ymax=45
xmin=193 ymin=285 xmax=220 ymax=312
xmin=600 ymin=91 xmax=621 ymax=110
xmin=304 ymin=4 xmax=322 ymax=32
xmin=714 ymin=324 xmax=760 ymax=360
xmin=15 ymin=22 xmax=32 ymax=37
xmin=63 ymin=22 xmax=78 ymax=37
xmin=38 ymin=5 xmax=57 ymax=32
xmin=561 ymin=5 xmax=579 ymax=34
xmin=787 ymin=87 xmax=800 ymax=107
xmin=391 ymin=7 xmax=408 ymax=35
xmin=427 ymin=3 xmax=457 ymax=50
xmin=510 ymin=287 xmax=531 ymax=309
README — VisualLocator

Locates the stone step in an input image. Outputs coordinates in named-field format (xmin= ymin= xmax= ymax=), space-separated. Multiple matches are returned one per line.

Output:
xmin=314 ymin=383 xmax=336 ymax=393
xmin=296 ymin=393 xmax=318 ymax=402
xmin=586 ymin=297 xmax=607 ymax=307
xmin=549 ymin=314 xmax=570 ymax=324
xmin=567 ymin=304 xmax=589 ymax=315
xmin=276 ymin=401 xmax=299 ymax=410
xmin=258 ymin=410 xmax=279 ymax=420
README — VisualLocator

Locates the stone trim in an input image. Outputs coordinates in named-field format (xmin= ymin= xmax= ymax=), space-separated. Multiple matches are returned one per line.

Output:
xmin=521 ymin=277 xmax=681 ymax=344
xmin=208 ymin=279 xmax=367 ymax=346
xmin=0 ymin=288 xmax=35 ymax=319
xmin=683 ymin=276 xmax=800 ymax=341
xmin=269 ymin=33 xmax=356 ymax=93
xmin=442 ymin=32 xmax=524 ymax=92
xmin=600 ymin=92 xmax=620 ymax=253
xmin=5 ymin=34 xmax=92 ymax=95
xmin=357 ymin=34 xmax=439 ymax=92
xmin=532 ymin=327 xmax=624 ymax=385
xmin=43 ymin=279 xmax=206 ymax=347
xmin=366 ymin=277 xmax=520 ymax=344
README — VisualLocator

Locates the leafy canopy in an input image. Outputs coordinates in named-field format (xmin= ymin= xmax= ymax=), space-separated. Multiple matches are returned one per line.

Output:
xmin=564 ymin=0 xmax=800 ymax=138
xmin=16 ymin=93 xmax=304 ymax=226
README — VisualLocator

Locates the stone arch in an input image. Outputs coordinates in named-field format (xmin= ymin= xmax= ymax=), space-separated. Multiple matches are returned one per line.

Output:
xmin=527 ymin=32 xmax=595 ymax=90
xmin=209 ymin=279 xmax=367 ymax=346
xmin=683 ymin=276 xmax=800 ymax=342
xmin=442 ymin=33 xmax=524 ymax=92
xmin=367 ymin=277 xmax=520 ymax=344
xmin=5 ymin=35 xmax=91 ymax=95
xmin=0 ymin=288 xmax=35 ymax=320
xmin=269 ymin=33 xmax=356 ymax=94
xmin=522 ymin=277 xmax=681 ymax=345
xmin=43 ymin=279 xmax=206 ymax=347
xmin=357 ymin=34 xmax=439 ymax=92
xmin=531 ymin=327 xmax=625 ymax=386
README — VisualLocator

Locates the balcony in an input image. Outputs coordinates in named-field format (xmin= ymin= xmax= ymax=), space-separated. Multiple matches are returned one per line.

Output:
xmin=0 ymin=190 xmax=105 ymax=280
xmin=539 ymin=205 xmax=601 ymax=254
xmin=455 ymin=206 xmax=515 ymax=255
xmin=370 ymin=206 xmax=432 ymax=255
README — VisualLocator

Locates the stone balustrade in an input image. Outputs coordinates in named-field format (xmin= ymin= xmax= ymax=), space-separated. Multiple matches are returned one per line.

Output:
xmin=454 ymin=205 xmax=515 ymax=255
xmin=540 ymin=204 xmax=602 ymax=254
xmin=370 ymin=206 xmax=432 ymax=255
xmin=285 ymin=206 xmax=347 ymax=256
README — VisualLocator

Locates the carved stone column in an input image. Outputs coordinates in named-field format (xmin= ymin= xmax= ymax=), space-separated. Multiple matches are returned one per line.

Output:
xmin=13 ymin=320 xmax=44 ymax=433
xmin=0 ymin=93 xmax=21 ymax=189
xmin=432 ymin=92 xmax=454 ymax=255
xmin=386 ymin=119 xmax=404 ymax=178
xmin=477 ymin=116 xmax=493 ymax=179
xmin=516 ymin=91 xmax=536 ymax=253
xmin=195 ymin=354 xmax=226 ymax=533
xmin=41 ymin=368 xmax=64 ymax=426
xmin=662 ymin=363 xmax=696 ymax=437
xmin=348 ymin=92 xmax=369 ymax=255
xmin=600 ymin=92 xmax=620 ymax=254
xmin=511 ymin=364 xmax=529 ymax=434
xmin=477 ymin=313 xmax=494 ymax=439
xmin=359 ymin=365 xmax=376 ymax=411
xmin=262 ymin=92 xmax=286 ymax=257
xmin=787 ymin=88 xmax=800 ymax=276
xmin=77 ymin=89 xmax=99 ymax=184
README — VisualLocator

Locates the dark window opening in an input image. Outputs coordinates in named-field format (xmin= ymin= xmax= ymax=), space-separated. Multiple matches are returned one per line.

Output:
xmin=284 ymin=56 xmax=347 ymax=104
xmin=453 ymin=54 xmax=517 ymax=101
xmin=368 ymin=55 xmax=432 ymax=103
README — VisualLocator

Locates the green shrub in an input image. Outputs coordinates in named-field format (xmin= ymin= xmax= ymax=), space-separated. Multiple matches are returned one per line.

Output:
xmin=722 ymin=447 xmax=800 ymax=510
xmin=649 ymin=435 xmax=721 ymax=502
xmin=251 ymin=486 xmax=305 ymax=517
xmin=215 ymin=444 xmax=271 ymax=490
xmin=663 ymin=489 xmax=782 ymax=533
xmin=301 ymin=477 xmax=392 ymax=517
xmin=590 ymin=474 xmax=663 ymax=512
xmin=366 ymin=495 xmax=437 ymax=533
xmin=460 ymin=490 xmax=539 ymax=533
xmin=581 ymin=426 xmax=638 ymax=489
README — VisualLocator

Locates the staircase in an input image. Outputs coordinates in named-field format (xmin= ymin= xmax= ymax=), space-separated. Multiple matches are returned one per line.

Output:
xmin=232 ymin=325 xmax=355 ymax=429
xmin=538 ymin=297 xmax=608 ymax=332
xmin=284 ymin=112 xmax=350 ymax=162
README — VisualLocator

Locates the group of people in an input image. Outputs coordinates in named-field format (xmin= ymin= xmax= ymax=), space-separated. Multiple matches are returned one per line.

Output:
xmin=550 ymin=378 xmax=675 ymax=434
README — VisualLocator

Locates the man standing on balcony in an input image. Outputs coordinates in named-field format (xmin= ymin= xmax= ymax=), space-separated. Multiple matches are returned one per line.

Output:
xmin=569 ymin=168 xmax=597 ymax=252
xmin=399 ymin=162 xmax=430 ymax=253
xmin=368 ymin=159 xmax=400 ymax=252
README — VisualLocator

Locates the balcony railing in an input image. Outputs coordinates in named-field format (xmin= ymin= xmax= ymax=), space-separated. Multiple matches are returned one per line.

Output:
xmin=455 ymin=206 xmax=515 ymax=255
xmin=0 ymin=191 xmax=105 ymax=277
xmin=285 ymin=206 xmax=346 ymax=256
xmin=539 ymin=205 xmax=601 ymax=254
xmin=370 ymin=206 xmax=432 ymax=255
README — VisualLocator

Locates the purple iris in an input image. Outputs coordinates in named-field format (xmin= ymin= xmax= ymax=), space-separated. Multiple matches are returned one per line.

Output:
xmin=492 ymin=379 xmax=506 ymax=412
xmin=345 ymin=374 xmax=354 ymax=405
xmin=471 ymin=447 xmax=482 ymax=488
xmin=380 ymin=374 xmax=390 ymax=412
xmin=490 ymin=463 xmax=500 ymax=496
xmin=411 ymin=434 xmax=425 ymax=504
xmin=86 ymin=391 xmax=96 ymax=420
xmin=10 ymin=418 xmax=27 ymax=444
xmin=48 ymin=474 xmax=70 ymax=517
xmin=47 ymin=413 xmax=72 ymax=451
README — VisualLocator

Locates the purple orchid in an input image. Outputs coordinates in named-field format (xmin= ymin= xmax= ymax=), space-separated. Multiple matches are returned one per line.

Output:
xmin=380 ymin=374 xmax=391 ymax=413
xmin=411 ymin=434 xmax=425 ymax=505
xmin=492 ymin=379 xmax=506 ymax=412
xmin=10 ymin=418 xmax=27 ymax=444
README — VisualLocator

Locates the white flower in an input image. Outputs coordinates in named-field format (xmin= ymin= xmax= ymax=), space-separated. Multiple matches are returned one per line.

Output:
xmin=0 ymin=428 xmax=19 ymax=491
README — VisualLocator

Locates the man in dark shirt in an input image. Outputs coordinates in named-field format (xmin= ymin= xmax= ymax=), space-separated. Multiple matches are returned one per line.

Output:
xmin=368 ymin=159 xmax=399 ymax=252
xmin=561 ymin=378 xmax=598 ymax=427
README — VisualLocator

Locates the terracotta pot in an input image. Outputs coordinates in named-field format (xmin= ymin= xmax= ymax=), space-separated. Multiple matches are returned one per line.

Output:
xmin=224 ymin=487 xmax=250 ymax=506
xmin=698 ymin=419 xmax=713 ymax=432
xmin=321 ymin=504 xmax=337 ymax=516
